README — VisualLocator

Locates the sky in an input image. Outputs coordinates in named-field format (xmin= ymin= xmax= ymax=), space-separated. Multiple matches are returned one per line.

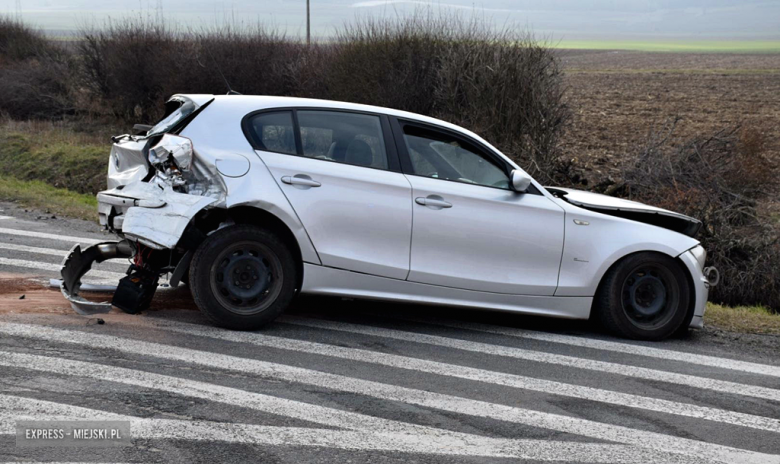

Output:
xmin=2 ymin=0 xmax=779 ymax=40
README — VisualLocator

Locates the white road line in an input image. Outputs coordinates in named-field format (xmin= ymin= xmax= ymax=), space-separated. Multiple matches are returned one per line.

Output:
xmin=0 ymin=350 xmax=495 ymax=440
xmin=143 ymin=317 xmax=780 ymax=434
xmin=281 ymin=316 xmax=780 ymax=403
xmin=0 ymin=242 xmax=72 ymax=258
xmin=0 ymin=226 xmax=102 ymax=245
xmin=0 ymin=215 xmax=12 ymax=220
xmin=0 ymin=322 xmax=776 ymax=464
xmin=0 ymin=395 xmax=690 ymax=463
xmin=0 ymin=257 xmax=125 ymax=281
xmin=0 ymin=243 xmax=129 ymax=270
xmin=390 ymin=314 xmax=780 ymax=379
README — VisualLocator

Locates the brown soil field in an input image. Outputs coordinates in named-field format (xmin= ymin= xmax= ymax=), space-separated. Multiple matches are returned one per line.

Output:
xmin=558 ymin=51 xmax=780 ymax=183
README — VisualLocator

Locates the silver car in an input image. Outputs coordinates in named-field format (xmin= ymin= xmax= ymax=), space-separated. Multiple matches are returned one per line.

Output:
xmin=61 ymin=94 xmax=719 ymax=340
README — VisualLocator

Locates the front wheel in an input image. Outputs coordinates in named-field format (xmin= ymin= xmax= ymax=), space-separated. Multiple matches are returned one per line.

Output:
xmin=189 ymin=225 xmax=297 ymax=330
xmin=595 ymin=252 xmax=692 ymax=340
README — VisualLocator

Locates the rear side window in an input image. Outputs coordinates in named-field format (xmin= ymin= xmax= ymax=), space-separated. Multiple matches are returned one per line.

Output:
xmin=247 ymin=111 xmax=297 ymax=155
xmin=297 ymin=111 xmax=388 ymax=170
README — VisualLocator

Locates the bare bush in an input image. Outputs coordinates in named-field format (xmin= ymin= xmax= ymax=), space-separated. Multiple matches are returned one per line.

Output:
xmin=617 ymin=119 xmax=779 ymax=310
xmin=327 ymin=13 xmax=569 ymax=181
xmin=0 ymin=16 xmax=73 ymax=118
xmin=0 ymin=16 xmax=54 ymax=63
xmin=74 ymin=13 xmax=569 ymax=175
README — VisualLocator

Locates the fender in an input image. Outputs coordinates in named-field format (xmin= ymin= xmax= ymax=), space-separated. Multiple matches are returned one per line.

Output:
xmin=553 ymin=202 xmax=700 ymax=297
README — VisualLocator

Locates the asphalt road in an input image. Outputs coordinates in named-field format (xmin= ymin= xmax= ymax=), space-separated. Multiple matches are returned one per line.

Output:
xmin=0 ymin=201 xmax=779 ymax=464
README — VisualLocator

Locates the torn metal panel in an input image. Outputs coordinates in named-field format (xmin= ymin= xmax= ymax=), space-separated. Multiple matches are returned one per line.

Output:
xmin=120 ymin=187 xmax=217 ymax=250
xmin=107 ymin=138 xmax=149 ymax=190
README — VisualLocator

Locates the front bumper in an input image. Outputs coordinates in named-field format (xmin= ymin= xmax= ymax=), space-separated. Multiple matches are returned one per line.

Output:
xmin=679 ymin=246 xmax=718 ymax=329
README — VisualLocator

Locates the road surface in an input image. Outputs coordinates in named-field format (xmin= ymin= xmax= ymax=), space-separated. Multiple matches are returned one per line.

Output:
xmin=0 ymin=202 xmax=779 ymax=463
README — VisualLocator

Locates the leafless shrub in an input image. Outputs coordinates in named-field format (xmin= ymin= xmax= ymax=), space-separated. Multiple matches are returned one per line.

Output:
xmin=617 ymin=119 xmax=779 ymax=310
xmin=0 ymin=15 xmax=55 ymax=63
xmin=0 ymin=16 xmax=74 ymax=118
xmin=74 ymin=13 xmax=569 ymax=175
xmin=327 ymin=13 xmax=569 ymax=181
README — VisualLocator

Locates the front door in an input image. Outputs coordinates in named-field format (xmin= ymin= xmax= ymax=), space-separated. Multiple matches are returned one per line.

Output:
xmin=397 ymin=120 xmax=565 ymax=295
xmin=247 ymin=109 xmax=412 ymax=280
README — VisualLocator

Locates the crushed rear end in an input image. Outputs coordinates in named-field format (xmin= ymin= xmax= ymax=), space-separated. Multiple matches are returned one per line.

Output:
xmin=60 ymin=95 xmax=225 ymax=315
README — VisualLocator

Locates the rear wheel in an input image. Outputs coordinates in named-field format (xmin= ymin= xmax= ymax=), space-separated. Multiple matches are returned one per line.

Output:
xmin=595 ymin=252 xmax=691 ymax=340
xmin=189 ymin=225 xmax=297 ymax=330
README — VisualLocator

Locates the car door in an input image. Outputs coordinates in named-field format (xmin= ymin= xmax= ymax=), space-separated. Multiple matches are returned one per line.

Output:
xmin=393 ymin=119 xmax=565 ymax=295
xmin=244 ymin=109 xmax=412 ymax=280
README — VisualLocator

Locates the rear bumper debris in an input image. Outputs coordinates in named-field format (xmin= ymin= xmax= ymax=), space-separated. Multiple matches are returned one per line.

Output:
xmin=60 ymin=241 xmax=133 ymax=315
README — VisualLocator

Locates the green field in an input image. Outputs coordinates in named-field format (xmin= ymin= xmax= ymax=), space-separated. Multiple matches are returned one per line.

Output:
xmin=553 ymin=40 xmax=780 ymax=53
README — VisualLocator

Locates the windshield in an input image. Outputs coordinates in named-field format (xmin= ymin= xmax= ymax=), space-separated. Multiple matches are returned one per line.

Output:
xmin=147 ymin=98 xmax=197 ymax=138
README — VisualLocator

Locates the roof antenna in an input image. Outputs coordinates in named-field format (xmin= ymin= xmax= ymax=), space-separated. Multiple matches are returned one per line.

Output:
xmin=199 ymin=39 xmax=242 ymax=96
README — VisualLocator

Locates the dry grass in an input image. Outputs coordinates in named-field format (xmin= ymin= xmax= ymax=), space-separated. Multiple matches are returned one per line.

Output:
xmin=705 ymin=303 xmax=780 ymax=335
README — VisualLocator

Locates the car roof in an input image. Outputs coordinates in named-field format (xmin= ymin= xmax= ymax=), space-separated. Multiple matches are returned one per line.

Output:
xmin=175 ymin=94 xmax=517 ymax=169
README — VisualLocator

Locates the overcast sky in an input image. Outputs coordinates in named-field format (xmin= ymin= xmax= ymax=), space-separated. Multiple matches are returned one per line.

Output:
xmin=2 ymin=0 xmax=779 ymax=40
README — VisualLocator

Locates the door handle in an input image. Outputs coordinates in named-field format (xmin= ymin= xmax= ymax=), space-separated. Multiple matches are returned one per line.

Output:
xmin=415 ymin=196 xmax=452 ymax=209
xmin=281 ymin=175 xmax=321 ymax=188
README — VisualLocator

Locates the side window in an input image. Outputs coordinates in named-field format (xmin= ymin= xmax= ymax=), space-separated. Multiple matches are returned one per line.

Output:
xmin=297 ymin=111 xmax=388 ymax=170
xmin=247 ymin=111 xmax=297 ymax=155
xmin=402 ymin=124 xmax=510 ymax=189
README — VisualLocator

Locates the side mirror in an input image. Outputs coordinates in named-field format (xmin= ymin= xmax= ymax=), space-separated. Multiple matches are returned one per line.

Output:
xmin=510 ymin=169 xmax=532 ymax=193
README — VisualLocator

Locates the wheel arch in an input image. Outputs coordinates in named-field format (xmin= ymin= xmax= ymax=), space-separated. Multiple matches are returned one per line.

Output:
xmin=192 ymin=205 xmax=307 ymax=292
xmin=589 ymin=249 xmax=697 ymax=325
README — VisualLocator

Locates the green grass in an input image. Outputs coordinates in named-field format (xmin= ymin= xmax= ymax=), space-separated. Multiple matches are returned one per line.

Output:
xmin=554 ymin=40 xmax=780 ymax=53
xmin=0 ymin=121 xmax=109 ymax=195
xmin=0 ymin=176 xmax=97 ymax=222
xmin=705 ymin=303 xmax=780 ymax=335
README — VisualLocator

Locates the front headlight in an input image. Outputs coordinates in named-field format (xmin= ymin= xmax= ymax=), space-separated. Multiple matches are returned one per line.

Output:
xmin=689 ymin=245 xmax=706 ymax=270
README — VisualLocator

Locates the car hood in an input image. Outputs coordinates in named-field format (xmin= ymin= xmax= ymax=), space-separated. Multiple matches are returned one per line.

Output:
xmin=546 ymin=187 xmax=702 ymax=237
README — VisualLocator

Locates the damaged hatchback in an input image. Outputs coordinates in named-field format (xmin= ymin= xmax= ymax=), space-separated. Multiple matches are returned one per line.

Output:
xmin=61 ymin=94 xmax=719 ymax=340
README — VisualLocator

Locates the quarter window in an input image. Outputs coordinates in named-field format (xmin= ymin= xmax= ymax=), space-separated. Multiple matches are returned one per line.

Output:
xmin=402 ymin=124 xmax=510 ymax=189
xmin=247 ymin=111 xmax=297 ymax=155
xmin=297 ymin=111 xmax=389 ymax=170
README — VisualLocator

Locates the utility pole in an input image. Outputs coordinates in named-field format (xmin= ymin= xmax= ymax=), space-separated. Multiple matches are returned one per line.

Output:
xmin=306 ymin=0 xmax=311 ymax=46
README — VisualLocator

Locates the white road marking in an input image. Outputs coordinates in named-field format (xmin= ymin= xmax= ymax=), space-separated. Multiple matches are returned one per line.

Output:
xmin=0 ymin=257 xmax=125 ymax=281
xmin=0 ymin=242 xmax=71 ymax=257
xmin=0 ymin=215 xmax=12 ymax=220
xmin=0 ymin=322 xmax=776 ymax=464
xmin=0 ymin=395 xmax=691 ymax=463
xmin=142 ymin=317 xmax=780 ymax=434
xmin=0 ymin=350 xmax=503 ymax=440
xmin=281 ymin=316 xmax=780 ymax=402
xmin=390 ymin=314 xmax=780 ymax=379
xmin=0 ymin=226 xmax=102 ymax=245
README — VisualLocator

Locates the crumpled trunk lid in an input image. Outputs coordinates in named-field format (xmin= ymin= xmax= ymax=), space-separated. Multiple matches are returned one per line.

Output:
xmin=108 ymin=137 xmax=150 ymax=190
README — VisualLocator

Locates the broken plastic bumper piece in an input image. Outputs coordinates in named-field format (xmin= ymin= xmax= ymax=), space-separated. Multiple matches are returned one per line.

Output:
xmin=60 ymin=241 xmax=133 ymax=315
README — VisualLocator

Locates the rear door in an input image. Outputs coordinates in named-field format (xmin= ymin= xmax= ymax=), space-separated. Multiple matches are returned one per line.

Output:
xmin=245 ymin=109 xmax=413 ymax=280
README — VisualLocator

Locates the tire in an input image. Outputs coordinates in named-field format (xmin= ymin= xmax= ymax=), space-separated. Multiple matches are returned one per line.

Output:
xmin=189 ymin=225 xmax=297 ymax=330
xmin=594 ymin=252 xmax=691 ymax=341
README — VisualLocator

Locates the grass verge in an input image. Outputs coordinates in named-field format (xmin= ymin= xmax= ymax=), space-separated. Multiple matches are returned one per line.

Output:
xmin=0 ymin=119 xmax=113 ymax=195
xmin=704 ymin=303 xmax=780 ymax=335
xmin=0 ymin=176 xmax=97 ymax=222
